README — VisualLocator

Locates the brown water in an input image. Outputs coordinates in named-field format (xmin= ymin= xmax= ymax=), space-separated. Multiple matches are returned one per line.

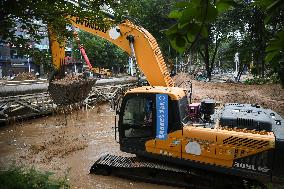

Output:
xmin=0 ymin=104 xmax=179 ymax=189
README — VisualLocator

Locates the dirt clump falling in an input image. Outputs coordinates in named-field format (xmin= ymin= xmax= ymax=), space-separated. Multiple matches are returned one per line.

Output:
xmin=48 ymin=73 xmax=96 ymax=105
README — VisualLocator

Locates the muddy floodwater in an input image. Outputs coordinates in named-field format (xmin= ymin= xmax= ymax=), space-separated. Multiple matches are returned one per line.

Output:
xmin=0 ymin=104 xmax=178 ymax=189
xmin=1 ymin=78 xmax=283 ymax=189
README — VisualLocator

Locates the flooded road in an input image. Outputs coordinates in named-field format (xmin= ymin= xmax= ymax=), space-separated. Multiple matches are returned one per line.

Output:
xmin=2 ymin=77 xmax=283 ymax=188
xmin=0 ymin=104 xmax=178 ymax=189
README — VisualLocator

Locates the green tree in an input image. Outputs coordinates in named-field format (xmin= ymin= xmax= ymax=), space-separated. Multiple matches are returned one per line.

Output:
xmin=0 ymin=0 xmax=116 ymax=67
xmin=255 ymin=0 xmax=284 ymax=86
xmin=72 ymin=31 xmax=128 ymax=73
xmin=165 ymin=0 xmax=235 ymax=80
xmin=214 ymin=1 xmax=256 ymax=78
xmin=116 ymin=0 xmax=179 ymax=65
xmin=166 ymin=0 xmax=283 ymax=84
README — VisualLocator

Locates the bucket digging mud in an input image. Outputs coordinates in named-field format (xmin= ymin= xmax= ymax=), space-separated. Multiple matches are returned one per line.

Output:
xmin=48 ymin=75 xmax=96 ymax=105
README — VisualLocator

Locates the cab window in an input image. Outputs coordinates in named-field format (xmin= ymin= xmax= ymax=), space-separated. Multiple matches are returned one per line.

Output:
xmin=122 ymin=96 xmax=154 ymax=138
xmin=179 ymin=96 xmax=190 ymax=124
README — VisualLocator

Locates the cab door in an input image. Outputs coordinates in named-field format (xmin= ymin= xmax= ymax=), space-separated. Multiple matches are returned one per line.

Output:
xmin=119 ymin=94 xmax=156 ymax=154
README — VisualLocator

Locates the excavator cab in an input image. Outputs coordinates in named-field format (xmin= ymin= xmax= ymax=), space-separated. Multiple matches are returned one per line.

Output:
xmin=118 ymin=87 xmax=190 ymax=156
xmin=119 ymin=94 xmax=155 ymax=152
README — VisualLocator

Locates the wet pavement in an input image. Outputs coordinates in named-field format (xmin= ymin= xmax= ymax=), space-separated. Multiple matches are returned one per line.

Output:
xmin=0 ymin=104 xmax=178 ymax=189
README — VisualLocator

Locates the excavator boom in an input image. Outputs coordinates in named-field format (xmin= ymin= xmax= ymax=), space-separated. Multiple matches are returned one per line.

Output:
xmin=50 ymin=17 xmax=174 ymax=87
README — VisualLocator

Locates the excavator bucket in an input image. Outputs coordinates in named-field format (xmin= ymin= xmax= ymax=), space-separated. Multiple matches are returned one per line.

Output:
xmin=48 ymin=72 xmax=96 ymax=106
xmin=49 ymin=79 xmax=96 ymax=106
xmin=47 ymin=25 xmax=97 ymax=106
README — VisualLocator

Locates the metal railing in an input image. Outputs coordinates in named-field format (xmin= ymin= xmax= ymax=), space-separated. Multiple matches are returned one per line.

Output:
xmin=0 ymin=92 xmax=55 ymax=123
xmin=0 ymin=82 xmax=137 ymax=124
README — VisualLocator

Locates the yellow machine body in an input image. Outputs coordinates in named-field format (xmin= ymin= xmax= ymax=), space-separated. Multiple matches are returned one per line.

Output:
xmin=91 ymin=67 xmax=112 ymax=77
xmin=146 ymin=125 xmax=275 ymax=168
xmin=126 ymin=86 xmax=275 ymax=169
xmin=49 ymin=16 xmax=283 ymax=184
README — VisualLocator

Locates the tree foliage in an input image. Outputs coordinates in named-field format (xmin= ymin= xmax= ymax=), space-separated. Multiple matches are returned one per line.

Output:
xmin=165 ymin=0 xmax=235 ymax=80
xmin=255 ymin=0 xmax=284 ymax=85
xmin=0 ymin=0 xmax=117 ymax=42
xmin=72 ymin=31 xmax=128 ymax=71
xmin=166 ymin=0 xmax=235 ymax=53
xmin=116 ymin=0 xmax=178 ymax=61
xmin=166 ymin=0 xmax=283 ymax=84
xmin=0 ymin=0 xmax=117 ymax=67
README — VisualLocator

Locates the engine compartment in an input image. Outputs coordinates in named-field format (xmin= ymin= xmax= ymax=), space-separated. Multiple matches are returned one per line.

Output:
xmin=219 ymin=103 xmax=279 ymax=132
xmin=188 ymin=100 xmax=282 ymax=133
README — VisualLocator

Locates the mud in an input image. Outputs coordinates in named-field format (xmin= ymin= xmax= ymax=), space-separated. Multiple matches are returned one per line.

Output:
xmin=0 ymin=104 xmax=177 ymax=189
xmin=49 ymin=78 xmax=96 ymax=105
xmin=174 ymin=73 xmax=284 ymax=116
xmin=191 ymin=81 xmax=284 ymax=116
xmin=0 ymin=76 xmax=283 ymax=189
xmin=14 ymin=72 xmax=37 ymax=81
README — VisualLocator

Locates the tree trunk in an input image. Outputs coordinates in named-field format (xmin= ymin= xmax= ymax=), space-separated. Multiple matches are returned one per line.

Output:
xmin=210 ymin=34 xmax=220 ymax=80
xmin=258 ymin=17 xmax=266 ymax=78
xmin=204 ymin=39 xmax=211 ymax=80
xmin=237 ymin=62 xmax=245 ymax=82
xmin=252 ymin=8 xmax=266 ymax=78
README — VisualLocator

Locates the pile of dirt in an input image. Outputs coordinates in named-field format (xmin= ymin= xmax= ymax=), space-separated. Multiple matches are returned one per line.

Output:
xmin=48 ymin=74 xmax=96 ymax=105
xmin=13 ymin=72 xmax=37 ymax=81
xmin=172 ymin=72 xmax=193 ymax=88
xmin=51 ymin=74 xmax=86 ymax=85
xmin=173 ymin=73 xmax=284 ymax=116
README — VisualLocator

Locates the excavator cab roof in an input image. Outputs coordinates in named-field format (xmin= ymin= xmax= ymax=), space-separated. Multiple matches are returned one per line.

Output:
xmin=125 ymin=86 xmax=187 ymax=100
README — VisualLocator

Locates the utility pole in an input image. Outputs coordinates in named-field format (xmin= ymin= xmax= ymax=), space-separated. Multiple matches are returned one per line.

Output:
xmin=28 ymin=55 xmax=31 ymax=72
xmin=234 ymin=52 xmax=239 ymax=81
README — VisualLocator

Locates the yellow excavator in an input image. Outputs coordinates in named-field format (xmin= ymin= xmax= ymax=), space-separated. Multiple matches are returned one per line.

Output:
xmin=49 ymin=16 xmax=284 ymax=188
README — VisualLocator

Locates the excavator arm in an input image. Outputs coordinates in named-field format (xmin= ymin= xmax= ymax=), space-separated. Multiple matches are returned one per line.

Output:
xmin=50 ymin=17 xmax=174 ymax=87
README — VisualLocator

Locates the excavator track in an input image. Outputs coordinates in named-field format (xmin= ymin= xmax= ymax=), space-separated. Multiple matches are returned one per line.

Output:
xmin=90 ymin=154 xmax=266 ymax=189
